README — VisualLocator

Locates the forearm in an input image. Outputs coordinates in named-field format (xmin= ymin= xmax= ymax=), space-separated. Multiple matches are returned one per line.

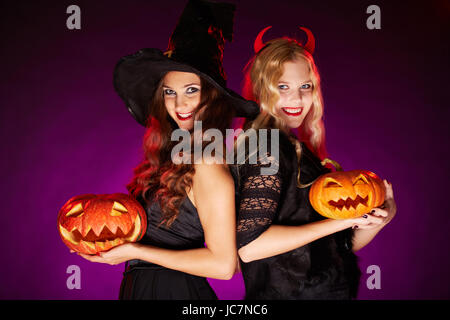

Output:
xmin=238 ymin=218 xmax=352 ymax=263
xmin=352 ymin=223 xmax=386 ymax=252
xmin=133 ymin=243 xmax=236 ymax=280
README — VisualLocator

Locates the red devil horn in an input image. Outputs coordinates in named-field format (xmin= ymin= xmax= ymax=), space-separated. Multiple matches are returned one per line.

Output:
xmin=299 ymin=27 xmax=315 ymax=54
xmin=254 ymin=26 xmax=272 ymax=53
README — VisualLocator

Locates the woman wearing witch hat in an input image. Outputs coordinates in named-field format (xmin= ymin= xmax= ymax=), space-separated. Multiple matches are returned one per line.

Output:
xmin=77 ymin=0 xmax=259 ymax=299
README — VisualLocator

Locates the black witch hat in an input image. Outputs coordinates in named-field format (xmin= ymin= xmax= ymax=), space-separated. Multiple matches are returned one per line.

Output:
xmin=113 ymin=0 xmax=260 ymax=126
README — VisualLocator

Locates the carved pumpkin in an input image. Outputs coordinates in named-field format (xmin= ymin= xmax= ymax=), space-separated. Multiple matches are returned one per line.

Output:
xmin=309 ymin=168 xmax=386 ymax=220
xmin=57 ymin=193 xmax=147 ymax=254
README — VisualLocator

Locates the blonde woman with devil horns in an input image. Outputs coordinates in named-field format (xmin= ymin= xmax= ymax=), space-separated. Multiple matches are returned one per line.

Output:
xmin=232 ymin=27 xmax=397 ymax=299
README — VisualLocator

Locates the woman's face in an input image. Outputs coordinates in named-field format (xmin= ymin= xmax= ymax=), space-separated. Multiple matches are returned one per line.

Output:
xmin=274 ymin=58 xmax=313 ymax=129
xmin=162 ymin=71 xmax=201 ymax=130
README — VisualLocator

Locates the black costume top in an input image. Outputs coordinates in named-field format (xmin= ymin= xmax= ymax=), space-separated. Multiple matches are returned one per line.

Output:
xmin=232 ymin=129 xmax=361 ymax=300
xmin=136 ymin=195 xmax=206 ymax=250
xmin=120 ymin=196 xmax=217 ymax=300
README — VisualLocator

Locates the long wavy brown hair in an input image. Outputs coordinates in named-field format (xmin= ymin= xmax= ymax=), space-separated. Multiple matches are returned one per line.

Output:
xmin=127 ymin=75 xmax=234 ymax=227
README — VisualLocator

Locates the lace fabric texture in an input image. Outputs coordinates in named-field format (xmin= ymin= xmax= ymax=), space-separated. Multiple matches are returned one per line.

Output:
xmin=236 ymin=160 xmax=283 ymax=248
xmin=232 ymin=130 xmax=361 ymax=299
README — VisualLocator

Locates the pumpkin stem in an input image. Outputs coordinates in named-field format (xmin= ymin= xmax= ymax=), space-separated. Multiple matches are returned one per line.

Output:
xmin=321 ymin=158 xmax=343 ymax=171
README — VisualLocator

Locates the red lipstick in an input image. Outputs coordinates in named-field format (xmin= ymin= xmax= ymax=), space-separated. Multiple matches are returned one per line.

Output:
xmin=281 ymin=107 xmax=303 ymax=116
xmin=176 ymin=112 xmax=194 ymax=121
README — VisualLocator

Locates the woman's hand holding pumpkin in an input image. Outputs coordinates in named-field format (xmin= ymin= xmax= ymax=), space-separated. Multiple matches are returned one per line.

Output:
xmin=377 ymin=180 xmax=396 ymax=224
xmin=348 ymin=180 xmax=396 ymax=230
xmin=74 ymin=242 xmax=140 ymax=265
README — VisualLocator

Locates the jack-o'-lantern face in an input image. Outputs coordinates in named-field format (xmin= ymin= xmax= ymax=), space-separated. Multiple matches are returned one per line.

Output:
xmin=57 ymin=193 xmax=147 ymax=254
xmin=309 ymin=170 xmax=385 ymax=219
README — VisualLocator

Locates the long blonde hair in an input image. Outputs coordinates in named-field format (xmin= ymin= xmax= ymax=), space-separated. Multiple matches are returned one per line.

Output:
xmin=242 ymin=38 xmax=327 ymax=160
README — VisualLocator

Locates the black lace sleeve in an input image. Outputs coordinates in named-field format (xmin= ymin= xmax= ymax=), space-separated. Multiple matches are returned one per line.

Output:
xmin=236 ymin=162 xmax=282 ymax=249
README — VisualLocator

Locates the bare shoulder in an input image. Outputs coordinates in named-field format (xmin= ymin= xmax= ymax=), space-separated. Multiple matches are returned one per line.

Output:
xmin=192 ymin=162 xmax=235 ymax=224
xmin=193 ymin=161 xmax=232 ymax=182
xmin=192 ymin=162 xmax=234 ymax=199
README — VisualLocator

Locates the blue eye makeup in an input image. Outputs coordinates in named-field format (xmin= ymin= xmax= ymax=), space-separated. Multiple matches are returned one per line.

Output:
xmin=164 ymin=89 xmax=176 ymax=96
xmin=186 ymin=87 xmax=200 ymax=94
xmin=301 ymin=83 xmax=312 ymax=90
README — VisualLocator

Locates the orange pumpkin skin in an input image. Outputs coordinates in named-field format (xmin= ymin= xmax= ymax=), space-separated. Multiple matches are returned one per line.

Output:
xmin=57 ymin=193 xmax=147 ymax=254
xmin=309 ymin=170 xmax=386 ymax=219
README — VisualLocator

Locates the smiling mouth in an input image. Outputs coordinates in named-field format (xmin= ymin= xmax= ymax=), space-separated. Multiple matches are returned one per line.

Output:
xmin=281 ymin=107 xmax=303 ymax=116
xmin=328 ymin=195 xmax=369 ymax=211
xmin=59 ymin=216 xmax=142 ymax=252
xmin=176 ymin=112 xmax=194 ymax=120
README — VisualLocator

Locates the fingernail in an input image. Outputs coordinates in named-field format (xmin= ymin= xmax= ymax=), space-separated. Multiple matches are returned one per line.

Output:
xmin=363 ymin=214 xmax=368 ymax=218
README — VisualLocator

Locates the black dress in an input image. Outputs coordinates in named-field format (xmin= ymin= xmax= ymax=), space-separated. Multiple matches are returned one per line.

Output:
xmin=232 ymin=129 xmax=361 ymax=300
xmin=119 ymin=195 xmax=217 ymax=300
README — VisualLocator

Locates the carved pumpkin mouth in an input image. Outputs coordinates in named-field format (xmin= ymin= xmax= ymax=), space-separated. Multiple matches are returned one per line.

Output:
xmin=59 ymin=215 xmax=142 ymax=252
xmin=327 ymin=195 xmax=369 ymax=211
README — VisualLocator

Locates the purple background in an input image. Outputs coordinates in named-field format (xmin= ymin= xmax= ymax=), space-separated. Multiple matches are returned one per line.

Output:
xmin=1 ymin=0 xmax=449 ymax=299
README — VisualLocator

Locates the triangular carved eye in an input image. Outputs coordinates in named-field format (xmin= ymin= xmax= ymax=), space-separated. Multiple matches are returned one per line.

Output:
xmin=66 ymin=203 xmax=84 ymax=217
xmin=110 ymin=201 xmax=128 ymax=216
xmin=324 ymin=178 xmax=342 ymax=188
xmin=353 ymin=174 xmax=369 ymax=185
